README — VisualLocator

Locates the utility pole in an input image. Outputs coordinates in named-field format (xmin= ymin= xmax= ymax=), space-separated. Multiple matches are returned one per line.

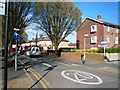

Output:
xmin=36 ymin=29 xmax=38 ymax=46
xmin=4 ymin=1 xmax=9 ymax=89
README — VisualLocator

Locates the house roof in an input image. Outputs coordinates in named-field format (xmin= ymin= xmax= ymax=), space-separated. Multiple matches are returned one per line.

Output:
xmin=77 ymin=16 xmax=120 ymax=31
xmin=86 ymin=16 xmax=120 ymax=28
xmin=68 ymin=42 xmax=76 ymax=46
xmin=30 ymin=36 xmax=69 ymax=42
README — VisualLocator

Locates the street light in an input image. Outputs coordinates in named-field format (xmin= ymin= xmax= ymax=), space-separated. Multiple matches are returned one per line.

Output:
xmin=14 ymin=28 xmax=20 ymax=71
xmin=83 ymin=34 xmax=89 ymax=64
xmin=36 ymin=25 xmax=40 ymax=46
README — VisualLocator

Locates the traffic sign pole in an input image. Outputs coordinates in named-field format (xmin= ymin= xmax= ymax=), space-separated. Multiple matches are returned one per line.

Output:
xmin=104 ymin=46 xmax=106 ymax=56
xmin=101 ymin=41 xmax=107 ymax=57
xmin=15 ymin=40 xmax=17 ymax=71
xmin=14 ymin=29 xmax=19 ymax=71
xmin=4 ymin=1 xmax=9 ymax=89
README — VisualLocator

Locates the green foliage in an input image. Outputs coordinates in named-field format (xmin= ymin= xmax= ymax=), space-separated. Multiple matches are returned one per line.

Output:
xmin=60 ymin=48 xmax=98 ymax=53
xmin=97 ymin=48 xmax=120 ymax=53
xmin=60 ymin=48 xmax=120 ymax=53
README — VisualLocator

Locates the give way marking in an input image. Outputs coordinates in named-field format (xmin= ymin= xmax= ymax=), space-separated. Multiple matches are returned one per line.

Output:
xmin=61 ymin=70 xmax=103 ymax=85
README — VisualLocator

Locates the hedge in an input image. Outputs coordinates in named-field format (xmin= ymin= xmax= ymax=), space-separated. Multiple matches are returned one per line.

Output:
xmin=60 ymin=48 xmax=120 ymax=53
xmin=98 ymin=48 xmax=120 ymax=53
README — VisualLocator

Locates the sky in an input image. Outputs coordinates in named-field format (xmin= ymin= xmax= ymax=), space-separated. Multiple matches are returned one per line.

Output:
xmin=26 ymin=2 xmax=119 ymax=43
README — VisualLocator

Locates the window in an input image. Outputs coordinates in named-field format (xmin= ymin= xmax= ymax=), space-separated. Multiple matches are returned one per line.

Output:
xmin=106 ymin=36 xmax=110 ymax=43
xmin=115 ymin=37 xmax=118 ymax=44
xmin=90 ymin=25 xmax=97 ymax=32
xmin=106 ymin=26 xmax=110 ymax=32
xmin=91 ymin=36 xmax=97 ymax=43
xmin=115 ymin=28 xmax=118 ymax=33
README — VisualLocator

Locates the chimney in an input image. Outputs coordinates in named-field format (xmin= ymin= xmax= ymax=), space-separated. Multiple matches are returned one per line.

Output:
xmin=97 ymin=15 xmax=102 ymax=20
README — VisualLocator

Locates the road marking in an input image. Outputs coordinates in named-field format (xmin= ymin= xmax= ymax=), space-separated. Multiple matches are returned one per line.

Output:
xmin=55 ymin=61 xmax=71 ymax=66
xmin=61 ymin=70 xmax=103 ymax=85
xmin=23 ymin=68 xmax=38 ymax=88
xmin=31 ymin=68 xmax=50 ymax=86
xmin=19 ymin=60 xmax=48 ymax=89
xmin=42 ymin=63 xmax=52 ymax=67
xmin=29 ymin=68 xmax=48 ymax=89
xmin=71 ymin=64 xmax=82 ymax=66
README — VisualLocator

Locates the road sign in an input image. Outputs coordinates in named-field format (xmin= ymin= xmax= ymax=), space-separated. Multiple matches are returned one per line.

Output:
xmin=0 ymin=0 xmax=5 ymax=15
xmin=14 ymin=32 xmax=19 ymax=39
xmin=101 ymin=41 xmax=107 ymax=47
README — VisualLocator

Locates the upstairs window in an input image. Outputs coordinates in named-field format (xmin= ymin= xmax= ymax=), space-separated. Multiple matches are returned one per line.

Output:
xmin=91 ymin=36 xmax=97 ymax=43
xmin=106 ymin=36 xmax=110 ymax=43
xmin=115 ymin=37 xmax=118 ymax=44
xmin=90 ymin=25 xmax=97 ymax=32
xmin=106 ymin=26 xmax=110 ymax=32
xmin=115 ymin=28 xmax=118 ymax=33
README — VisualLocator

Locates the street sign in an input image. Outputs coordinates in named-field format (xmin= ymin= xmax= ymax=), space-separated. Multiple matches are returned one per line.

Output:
xmin=14 ymin=32 xmax=19 ymax=39
xmin=101 ymin=41 xmax=107 ymax=47
xmin=0 ymin=0 xmax=5 ymax=15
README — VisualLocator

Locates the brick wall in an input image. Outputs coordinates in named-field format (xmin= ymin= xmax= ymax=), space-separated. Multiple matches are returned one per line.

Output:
xmin=61 ymin=52 xmax=104 ymax=61
xmin=103 ymin=25 xmax=119 ymax=48
xmin=77 ymin=18 xmax=104 ymax=49
xmin=77 ymin=17 xmax=120 ymax=49
xmin=0 ymin=16 xmax=2 ymax=48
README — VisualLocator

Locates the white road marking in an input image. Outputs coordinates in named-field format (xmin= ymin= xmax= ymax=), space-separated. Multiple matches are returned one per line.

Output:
xmin=42 ymin=63 xmax=52 ymax=67
xmin=61 ymin=70 xmax=103 ymax=85
xmin=71 ymin=64 xmax=82 ymax=66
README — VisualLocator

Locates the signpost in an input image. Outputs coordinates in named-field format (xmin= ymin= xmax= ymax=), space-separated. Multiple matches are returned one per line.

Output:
xmin=101 ymin=41 xmax=107 ymax=56
xmin=14 ymin=28 xmax=20 ymax=71
xmin=0 ymin=0 xmax=5 ymax=15
xmin=3 ymin=0 xmax=9 ymax=89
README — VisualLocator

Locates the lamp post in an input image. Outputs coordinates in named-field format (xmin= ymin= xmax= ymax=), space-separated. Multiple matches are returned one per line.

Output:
xmin=14 ymin=28 xmax=19 ymax=71
xmin=83 ymin=34 xmax=89 ymax=64
xmin=36 ymin=25 xmax=40 ymax=46
xmin=36 ymin=29 xmax=38 ymax=46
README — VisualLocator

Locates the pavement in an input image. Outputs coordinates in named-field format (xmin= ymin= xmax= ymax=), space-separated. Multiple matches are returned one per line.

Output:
xmin=0 ymin=55 xmax=119 ymax=89
xmin=0 ymin=55 xmax=32 ymax=89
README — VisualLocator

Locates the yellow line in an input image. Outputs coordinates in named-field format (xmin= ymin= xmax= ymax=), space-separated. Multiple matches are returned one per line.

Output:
xmin=19 ymin=61 xmax=48 ymax=89
xmin=28 ymin=68 xmax=48 ymax=90
xmin=55 ymin=61 xmax=71 ymax=66
xmin=32 ymin=69 xmax=50 ymax=86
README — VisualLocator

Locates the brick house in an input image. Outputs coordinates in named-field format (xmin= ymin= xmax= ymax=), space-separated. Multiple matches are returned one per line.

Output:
xmin=77 ymin=15 xmax=120 ymax=49
xmin=0 ymin=16 xmax=2 ymax=48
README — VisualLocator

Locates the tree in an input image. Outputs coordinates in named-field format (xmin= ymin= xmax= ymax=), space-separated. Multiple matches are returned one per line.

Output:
xmin=2 ymin=2 xmax=34 ymax=47
xmin=34 ymin=2 xmax=82 ymax=54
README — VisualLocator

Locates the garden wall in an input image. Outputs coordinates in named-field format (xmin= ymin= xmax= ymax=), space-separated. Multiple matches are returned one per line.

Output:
xmin=61 ymin=52 xmax=104 ymax=61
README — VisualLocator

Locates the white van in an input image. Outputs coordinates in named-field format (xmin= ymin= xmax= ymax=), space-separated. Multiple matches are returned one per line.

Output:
xmin=30 ymin=47 xmax=41 ymax=56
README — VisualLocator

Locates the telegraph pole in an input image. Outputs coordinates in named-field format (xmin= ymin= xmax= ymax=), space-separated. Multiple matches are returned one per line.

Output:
xmin=4 ymin=1 xmax=9 ymax=89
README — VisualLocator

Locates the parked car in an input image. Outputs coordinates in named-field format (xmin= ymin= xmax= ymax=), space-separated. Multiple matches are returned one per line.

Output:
xmin=30 ymin=47 xmax=41 ymax=56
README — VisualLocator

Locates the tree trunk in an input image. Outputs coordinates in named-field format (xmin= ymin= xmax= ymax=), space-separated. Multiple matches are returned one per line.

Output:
xmin=55 ymin=45 xmax=58 ymax=56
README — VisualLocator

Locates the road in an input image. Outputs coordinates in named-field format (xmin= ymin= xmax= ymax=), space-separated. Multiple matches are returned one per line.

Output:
xmin=16 ymin=55 xmax=119 ymax=89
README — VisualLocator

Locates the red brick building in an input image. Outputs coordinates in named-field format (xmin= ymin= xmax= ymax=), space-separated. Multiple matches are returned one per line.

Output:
xmin=77 ymin=15 xmax=120 ymax=49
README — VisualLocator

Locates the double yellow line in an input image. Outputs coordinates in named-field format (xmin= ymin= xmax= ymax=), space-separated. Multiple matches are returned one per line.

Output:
xmin=28 ymin=68 xmax=48 ymax=89
xmin=19 ymin=60 xmax=48 ymax=89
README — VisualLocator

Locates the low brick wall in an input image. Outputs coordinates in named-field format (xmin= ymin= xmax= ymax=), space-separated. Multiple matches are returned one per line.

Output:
xmin=61 ymin=52 xmax=104 ymax=61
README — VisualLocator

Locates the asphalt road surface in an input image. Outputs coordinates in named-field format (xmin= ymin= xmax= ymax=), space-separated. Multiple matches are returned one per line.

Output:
xmin=16 ymin=55 xmax=119 ymax=90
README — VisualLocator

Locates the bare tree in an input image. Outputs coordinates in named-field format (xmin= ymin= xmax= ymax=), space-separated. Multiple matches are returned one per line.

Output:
xmin=34 ymin=2 xmax=82 ymax=53
xmin=2 ymin=2 xmax=35 ymax=46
